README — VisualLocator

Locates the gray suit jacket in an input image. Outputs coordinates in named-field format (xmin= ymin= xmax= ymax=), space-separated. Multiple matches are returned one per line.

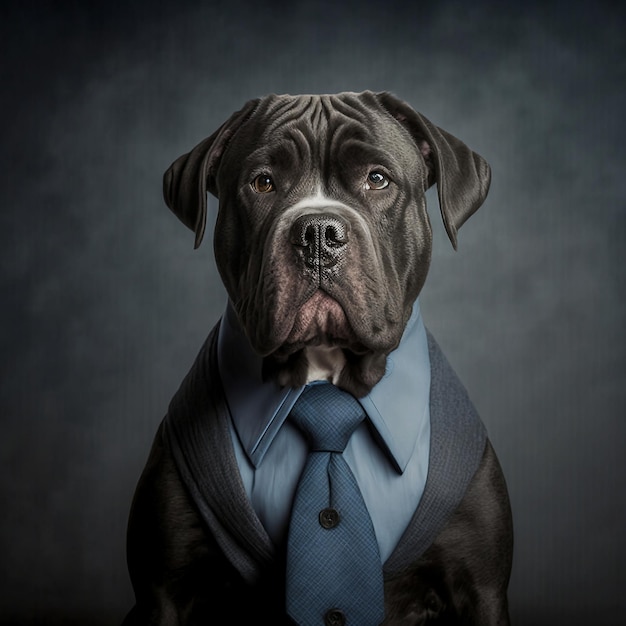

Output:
xmin=164 ymin=322 xmax=487 ymax=583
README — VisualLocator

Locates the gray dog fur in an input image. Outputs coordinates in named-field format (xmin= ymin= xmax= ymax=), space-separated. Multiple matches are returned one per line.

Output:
xmin=123 ymin=91 xmax=512 ymax=625
xmin=163 ymin=91 xmax=490 ymax=397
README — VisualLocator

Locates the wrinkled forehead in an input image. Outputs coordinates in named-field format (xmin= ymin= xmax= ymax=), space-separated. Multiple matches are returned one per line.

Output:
xmin=253 ymin=92 xmax=386 ymax=137
xmin=225 ymin=92 xmax=416 ymax=170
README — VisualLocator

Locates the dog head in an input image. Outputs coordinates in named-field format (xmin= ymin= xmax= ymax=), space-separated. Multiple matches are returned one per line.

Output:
xmin=163 ymin=92 xmax=490 ymax=396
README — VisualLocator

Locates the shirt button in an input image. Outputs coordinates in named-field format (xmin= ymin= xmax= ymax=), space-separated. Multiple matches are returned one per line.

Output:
xmin=319 ymin=507 xmax=340 ymax=529
xmin=324 ymin=608 xmax=346 ymax=626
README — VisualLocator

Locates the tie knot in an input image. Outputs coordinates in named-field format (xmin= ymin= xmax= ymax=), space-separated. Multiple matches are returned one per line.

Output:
xmin=289 ymin=383 xmax=365 ymax=452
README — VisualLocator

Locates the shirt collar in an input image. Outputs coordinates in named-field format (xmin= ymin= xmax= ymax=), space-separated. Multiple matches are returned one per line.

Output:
xmin=217 ymin=299 xmax=431 ymax=474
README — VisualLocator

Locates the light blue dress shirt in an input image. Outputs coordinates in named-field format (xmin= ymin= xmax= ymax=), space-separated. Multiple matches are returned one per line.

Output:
xmin=217 ymin=300 xmax=431 ymax=562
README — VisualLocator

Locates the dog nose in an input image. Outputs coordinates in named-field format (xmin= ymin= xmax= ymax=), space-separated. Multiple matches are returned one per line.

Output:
xmin=290 ymin=213 xmax=349 ymax=269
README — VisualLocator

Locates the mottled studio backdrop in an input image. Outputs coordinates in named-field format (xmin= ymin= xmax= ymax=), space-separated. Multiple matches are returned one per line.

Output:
xmin=1 ymin=1 xmax=624 ymax=624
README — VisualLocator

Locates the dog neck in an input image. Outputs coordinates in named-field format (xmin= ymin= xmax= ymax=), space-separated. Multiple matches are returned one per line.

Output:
xmin=264 ymin=344 xmax=387 ymax=398
xmin=303 ymin=345 xmax=347 ymax=385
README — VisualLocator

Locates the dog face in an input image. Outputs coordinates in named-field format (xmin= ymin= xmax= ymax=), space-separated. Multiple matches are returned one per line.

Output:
xmin=164 ymin=91 xmax=490 ymax=396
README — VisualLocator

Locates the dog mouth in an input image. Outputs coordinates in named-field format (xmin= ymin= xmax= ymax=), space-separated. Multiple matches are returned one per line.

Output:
xmin=261 ymin=288 xmax=391 ymax=395
xmin=276 ymin=290 xmax=366 ymax=355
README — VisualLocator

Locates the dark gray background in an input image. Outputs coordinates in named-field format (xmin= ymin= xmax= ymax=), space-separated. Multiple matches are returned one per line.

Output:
xmin=1 ymin=1 xmax=624 ymax=624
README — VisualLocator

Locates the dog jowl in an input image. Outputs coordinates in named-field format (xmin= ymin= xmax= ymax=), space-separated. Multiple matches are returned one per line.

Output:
xmin=123 ymin=92 xmax=513 ymax=626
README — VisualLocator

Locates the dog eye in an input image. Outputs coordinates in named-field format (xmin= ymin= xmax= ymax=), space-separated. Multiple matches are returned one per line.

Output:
xmin=251 ymin=174 xmax=275 ymax=194
xmin=365 ymin=171 xmax=389 ymax=190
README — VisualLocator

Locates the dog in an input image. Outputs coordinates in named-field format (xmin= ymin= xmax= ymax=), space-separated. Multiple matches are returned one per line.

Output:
xmin=122 ymin=91 xmax=513 ymax=625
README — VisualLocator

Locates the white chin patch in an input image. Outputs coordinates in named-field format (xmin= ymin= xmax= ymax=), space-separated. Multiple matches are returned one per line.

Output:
xmin=304 ymin=345 xmax=347 ymax=384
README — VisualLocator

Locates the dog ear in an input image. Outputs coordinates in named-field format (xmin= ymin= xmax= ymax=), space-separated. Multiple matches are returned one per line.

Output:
xmin=163 ymin=98 xmax=260 ymax=248
xmin=374 ymin=92 xmax=491 ymax=249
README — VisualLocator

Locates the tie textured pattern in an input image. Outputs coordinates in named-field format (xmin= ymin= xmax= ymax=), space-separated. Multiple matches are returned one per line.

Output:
xmin=286 ymin=383 xmax=384 ymax=626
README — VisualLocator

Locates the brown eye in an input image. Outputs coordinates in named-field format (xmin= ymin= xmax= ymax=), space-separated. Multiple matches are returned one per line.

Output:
xmin=365 ymin=171 xmax=389 ymax=190
xmin=251 ymin=174 xmax=275 ymax=193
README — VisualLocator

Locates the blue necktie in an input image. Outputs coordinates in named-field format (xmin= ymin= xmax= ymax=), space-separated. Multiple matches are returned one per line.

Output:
xmin=285 ymin=382 xmax=385 ymax=626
